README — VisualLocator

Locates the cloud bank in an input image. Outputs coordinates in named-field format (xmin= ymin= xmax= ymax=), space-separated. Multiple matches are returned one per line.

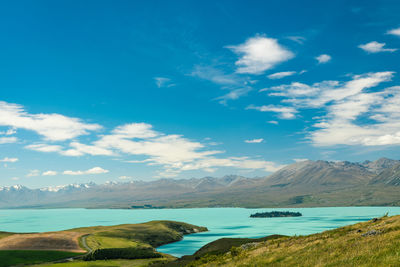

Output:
xmin=257 ymin=71 xmax=400 ymax=146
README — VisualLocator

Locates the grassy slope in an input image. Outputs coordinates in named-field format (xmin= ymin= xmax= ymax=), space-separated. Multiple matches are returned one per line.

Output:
xmin=70 ymin=220 xmax=208 ymax=249
xmin=191 ymin=235 xmax=284 ymax=257
xmin=0 ymin=250 xmax=82 ymax=267
xmin=0 ymin=221 xmax=207 ymax=267
xmin=184 ymin=215 xmax=400 ymax=266
xmin=163 ymin=235 xmax=285 ymax=267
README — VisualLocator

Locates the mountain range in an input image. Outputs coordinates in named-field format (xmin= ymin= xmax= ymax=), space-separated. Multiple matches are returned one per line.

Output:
xmin=1 ymin=158 xmax=400 ymax=209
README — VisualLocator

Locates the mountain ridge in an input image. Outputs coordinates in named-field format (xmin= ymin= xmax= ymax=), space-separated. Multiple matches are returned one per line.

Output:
xmin=1 ymin=158 xmax=399 ymax=209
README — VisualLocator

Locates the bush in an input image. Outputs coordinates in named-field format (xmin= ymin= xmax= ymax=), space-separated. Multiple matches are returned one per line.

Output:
xmin=230 ymin=246 xmax=241 ymax=257
xmin=83 ymin=247 xmax=161 ymax=261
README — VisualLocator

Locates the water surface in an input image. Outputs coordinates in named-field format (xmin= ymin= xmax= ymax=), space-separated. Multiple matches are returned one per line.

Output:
xmin=0 ymin=207 xmax=398 ymax=257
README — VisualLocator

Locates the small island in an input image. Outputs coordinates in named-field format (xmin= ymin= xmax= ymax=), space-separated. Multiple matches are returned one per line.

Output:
xmin=250 ymin=211 xmax=302 ymax=218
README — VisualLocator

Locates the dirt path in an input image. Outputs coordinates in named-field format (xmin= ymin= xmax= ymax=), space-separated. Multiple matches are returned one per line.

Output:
xmin=79 ymin=234 xmax=93 ymax=254
xmin=50 ymin=234 xmax=93 ymax=263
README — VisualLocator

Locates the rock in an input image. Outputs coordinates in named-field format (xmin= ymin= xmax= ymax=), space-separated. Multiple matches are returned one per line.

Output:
xmin=240 ymin=242 xmax=259 ymax=250
xmin=361 ymin=229 xmax=381 ymax=237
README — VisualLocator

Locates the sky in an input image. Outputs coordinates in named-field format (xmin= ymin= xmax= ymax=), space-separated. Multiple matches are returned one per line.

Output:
xmin=1 ymin=0 xmax=400 ymax=188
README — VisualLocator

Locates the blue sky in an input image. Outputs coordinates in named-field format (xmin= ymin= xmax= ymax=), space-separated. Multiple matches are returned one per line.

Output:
xmin=1 ymin=0 xmax=400 ymax=188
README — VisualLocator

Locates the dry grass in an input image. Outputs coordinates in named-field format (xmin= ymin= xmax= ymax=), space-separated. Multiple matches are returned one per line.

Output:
xmin=0 ymin=232 xmax=85 ymax=252
xmin=190 ymin=215 xmax=400 ymax=267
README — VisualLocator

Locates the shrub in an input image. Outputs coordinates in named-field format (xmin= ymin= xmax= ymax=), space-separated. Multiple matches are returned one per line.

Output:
xmin=230 ymin=246 xmax=241 ymax=257
xmin=83 ymin=247 xmax=161 ymax=261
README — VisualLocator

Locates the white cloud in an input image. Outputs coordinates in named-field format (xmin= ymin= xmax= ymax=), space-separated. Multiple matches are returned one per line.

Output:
xmin=21 ymin=120 xmax=284 ymax=177
xmin=267 ymin=120 xmax=279 ymax=125
xmin=61 ymin=142 xmax=114 ymax=157
xmin=170 ymin=156 xmax=284 ymax=176
xmin=192 ymin=65 xmax=242 ymax=86
xmin=0 ymin=101 xmax=101 ymax=141
xmin=94 ymin=123 xmax=283 ymax=177
xmin=0 ymin=157 xmax=18 ymax=163
xmin=42 ymin=170 xmax=57 ymax=176
xmin=264 ymin=71 xmax=400 ymax=146
xmin=387 ymin=27 xmax=400 ymax=36
xmin=267 ymin=71 xmax=296 ymax=79
xmin=154 ymin=77 xmax=175 ymax=88
xmin=227 ymin=35 xmax=294 ymax=74
xmin=310 ymin=84 xmax=400 ymax=146
xmin=267 ymin=72 xmax=394 ymax=108
xmin=315 ymin=54 xmax=331 ymax=64
xmin=293 ymin=158 xmax=308 ymax=162
xmin=191 ymin=65 xmax=252 ymax=104
xmin=119 ymin=175 xmax=131 ymax=180
xmin=0 ymin=128 xmax=16 ymax=135
xmin=19 ymin=116 xmax=284 ymax=177
xmin=247 ymin=105 xmax=298 ymax=119
xmin=63 ymin=167 xmax=109 ymax=175
xmin=11 ymin=177 xmax=19 ymax=181
xmin=245 ymin=138 xmax=264 ymax=143
xmin=25 ymin=144 xmax=63 ymax=153
xmin=112 ymin=123 xmax=158 ymax=138
xmin=264 ymin=81 xmax=321 ymax=97
xmin=95 ymin=124 xmax=221 ymax=166
xmin=286 ymin=36 xmax=306 ymax=44
xmin=27 ymin=142 xmax=113 ymax=157
xmin=27 ymin=169 xmax=40 ymax=177
xmin=0 ymin=137 xmax=17 ymax=144
xmin=358 ymin=41 xmax=397 ymax=53
xmin=216 ymin=88 xmax=252 ymax=105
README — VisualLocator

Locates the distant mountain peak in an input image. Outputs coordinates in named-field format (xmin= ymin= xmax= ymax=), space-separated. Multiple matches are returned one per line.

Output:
xmin=0 ymin=184 xmax=27 ymax=191
xmin=0 ymin=159 xmax=399 ymax=209
xmin=362 ymin=158 xmax=400 ymax=174
xmin=40 ymin=182 xmax=97 ymax=192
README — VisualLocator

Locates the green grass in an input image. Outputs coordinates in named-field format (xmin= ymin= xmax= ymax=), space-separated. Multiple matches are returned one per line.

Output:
xmin=72 ymin=221 xmax=207 ymax=249
xmin=85 ymin=235 xmax=142 ymax=250
xmin=184 ymin=214 xmax=400 ymax=267
xmin=35 ymin=258 xmax=171 ymax=267
xmin=0 ymin=250 xmax=83 ymax=267
xmin=164 ymin=235 xmax=284 ymax=266
xmin=192 ymin=235 xmax=284 ymax=257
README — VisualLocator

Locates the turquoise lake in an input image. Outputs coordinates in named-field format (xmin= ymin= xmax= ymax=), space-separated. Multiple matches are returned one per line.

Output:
xmin=0 ymin=207 xmax=399 ymax=257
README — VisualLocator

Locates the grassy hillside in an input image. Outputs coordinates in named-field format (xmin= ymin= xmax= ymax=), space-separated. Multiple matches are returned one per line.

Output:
xmin=180 ymin=215 xmax=400 ymax=266
xmin=163 ymin=235 xmax=285 ymax=267
xmin=71 ymin=220 xmax=207 ymax=249
xmin=0 ymin=221 xmax=207 ymax=267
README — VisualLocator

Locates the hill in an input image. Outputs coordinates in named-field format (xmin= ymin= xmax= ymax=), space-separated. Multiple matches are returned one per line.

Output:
xmin=174 ymin=214 xmax=400 ymax=266
xmin=0 ymin=221 xmax=207 ymax=267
